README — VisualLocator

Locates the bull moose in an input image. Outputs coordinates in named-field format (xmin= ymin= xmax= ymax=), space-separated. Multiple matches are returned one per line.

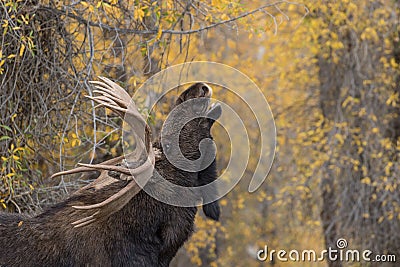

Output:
xmin=0 ymin=77 xmax=222 ymax=266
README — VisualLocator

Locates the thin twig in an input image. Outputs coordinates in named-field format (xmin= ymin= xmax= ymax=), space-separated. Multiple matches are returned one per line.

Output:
xmin=39 ymin=1 xmax=307 ymax=35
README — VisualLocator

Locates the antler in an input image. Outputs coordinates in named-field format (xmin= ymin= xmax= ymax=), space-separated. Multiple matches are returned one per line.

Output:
xmin=52 ymin=76 xmax=155 ymax=227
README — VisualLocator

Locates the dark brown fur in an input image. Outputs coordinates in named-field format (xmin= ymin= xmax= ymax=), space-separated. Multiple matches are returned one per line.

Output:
xmin=0 ymin=83 xmax=221 ymax=267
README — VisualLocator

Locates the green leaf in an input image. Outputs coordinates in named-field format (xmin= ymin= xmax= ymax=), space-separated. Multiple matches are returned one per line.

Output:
xmin=0 ymin=135 xmax=11 ymax=141
xmin=0 ymin=125 xmax=12 ymax=132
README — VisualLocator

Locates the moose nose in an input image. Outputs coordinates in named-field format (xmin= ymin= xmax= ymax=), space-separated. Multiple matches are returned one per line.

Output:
xmin=196 ymin=83 xmax=212 ymax=98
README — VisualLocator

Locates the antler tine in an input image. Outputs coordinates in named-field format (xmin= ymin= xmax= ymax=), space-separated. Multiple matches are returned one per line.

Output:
xmin=71 ymin=155 xmax=155 ymax=228
xmin=85 ymin=95 xmax=128 ymax=117
xmin=71 ymin=211 xmax=99 ymax=228
xmin=71 ymin=179 xmax=142 ymax=228
xmin=91 ymin=90 xmax=125 ymax=106
xmin=89 ymin=77 xmax=153 ymax=156
xmin=77 ymin=158 xmax=154 ymax=176
xmin=89 ymin=77 xmax=131 ymax=111
xmin=50 ymin=155 xmax=127 ymax=179
xmin=76 ymin=163 xmax=131 ymax=176
xmin=89 ymin=78 xmax=146 ymax=127
xmin=72 ymin=179 xmax=141 ymax=211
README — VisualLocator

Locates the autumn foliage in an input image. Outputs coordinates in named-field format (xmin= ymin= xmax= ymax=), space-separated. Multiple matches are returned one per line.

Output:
xmin=0 ymin=0 xmax=399 ymax=266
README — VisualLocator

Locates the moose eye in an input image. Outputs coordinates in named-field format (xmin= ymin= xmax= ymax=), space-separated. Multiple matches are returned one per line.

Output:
xmin=164 ymin=143 xmax=171 ymax=153
xmin=192 ymin=99 xmax=209 ymax=115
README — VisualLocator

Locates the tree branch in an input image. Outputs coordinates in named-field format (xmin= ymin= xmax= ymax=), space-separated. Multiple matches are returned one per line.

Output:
xmin=38 ymin=1 xmax=308 ymax=35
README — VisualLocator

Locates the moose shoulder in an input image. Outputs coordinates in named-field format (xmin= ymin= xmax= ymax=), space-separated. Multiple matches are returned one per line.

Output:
xmin=0 ymin=79 xmax=221 ymax=267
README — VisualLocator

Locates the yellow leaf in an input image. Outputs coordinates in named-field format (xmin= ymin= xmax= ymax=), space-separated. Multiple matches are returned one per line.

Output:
xmin=20 ymin=14 xmax=29 ymax=24
xmin=102 ymin=2 xmax=111 ymax=9
xmin=11 ymin=113 xmax=17 ymax=122
xmin=390 ymin=58 xmax=398 ymax=68
xmin=134 ymin=8 xmax=145 ymax=21
xmin=19 ymin=44 xmax=25 ymax=56
xmin=331 ymin=41 xmax=344 ymax=50
xmin=71 ymin=139 xmax=81 ymax=147
xmin=386 ymin=92 xmax=398 ymax=106
xmin=18 ymin=221 xmax=24 ymax=227
xmin=157 ymin=26 xmax=162 ymax=39
xmin=334 ymin=133 xmax=344 ymax=145
xmin=220 ymin=199 xmax=228 ymax=206
xmin=384 ymin=162 xmax=393 ymax=175
xmin=13 ymin=147 xmax=24 ymax=153
xmin=220 ymin=13 xmax=229 ymax=20
xmin=360 ymin=177 xmax=371 ymax=185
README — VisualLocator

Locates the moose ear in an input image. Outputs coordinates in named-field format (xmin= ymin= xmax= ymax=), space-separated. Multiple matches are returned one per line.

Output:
xmin=206 ymin=103 xmax=222 ymax=126
xmin=203 ymin=201 xmax=220 ymax=221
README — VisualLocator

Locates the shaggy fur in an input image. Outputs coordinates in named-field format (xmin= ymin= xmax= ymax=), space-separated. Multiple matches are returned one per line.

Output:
xmin=0 ymin=83 xmax=221 ymax=267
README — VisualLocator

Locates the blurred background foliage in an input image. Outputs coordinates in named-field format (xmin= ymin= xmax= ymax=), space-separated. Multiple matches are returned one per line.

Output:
xmin=0 ymin=0 xmax=399 ymax=266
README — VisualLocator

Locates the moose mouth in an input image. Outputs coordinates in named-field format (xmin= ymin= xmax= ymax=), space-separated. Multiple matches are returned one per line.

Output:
xmin=192 ymin=99 xmax=221 ymax=119
xmin=196 ymin=82 xmax=221 ymax=119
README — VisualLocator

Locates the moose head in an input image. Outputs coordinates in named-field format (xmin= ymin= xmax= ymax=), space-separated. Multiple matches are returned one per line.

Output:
xmin=51 ymin=79 xmax=222 ymax=226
